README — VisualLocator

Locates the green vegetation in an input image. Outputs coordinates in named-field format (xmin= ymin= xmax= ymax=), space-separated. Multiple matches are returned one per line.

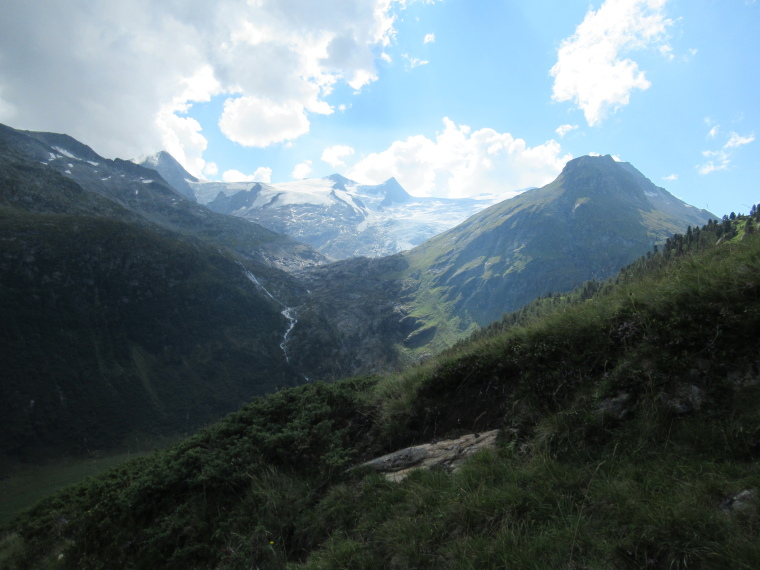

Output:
xmin=2 ymin=212 xmax=759 ymax=568
xmin=398 ymin=155 xmax=714 ymax=356
xmin=0 ymin=127 xmax=319 ymax=467
xmin=0 ymin=446 xmax=170 ymax=526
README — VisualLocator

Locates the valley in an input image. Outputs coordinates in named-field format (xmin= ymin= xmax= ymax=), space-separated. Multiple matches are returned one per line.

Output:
xmin=3 ymin=208 xmax=759 ymax=569
xmin=3 ymin=122 xmax=756 ymax=569
xmin=0 ymin=124 xmax=714 ymax=465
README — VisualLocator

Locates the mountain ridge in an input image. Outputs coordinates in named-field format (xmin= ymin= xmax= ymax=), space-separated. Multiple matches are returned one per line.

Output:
xmin=137 ymin=152 xmax=502 ymax=260
xmin=291 ymin=154 xmax=715 ymax=363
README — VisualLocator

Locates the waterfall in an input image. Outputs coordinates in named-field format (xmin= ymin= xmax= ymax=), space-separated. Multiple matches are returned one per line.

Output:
xmin=238 ymin=263 xmax=297 ymax=363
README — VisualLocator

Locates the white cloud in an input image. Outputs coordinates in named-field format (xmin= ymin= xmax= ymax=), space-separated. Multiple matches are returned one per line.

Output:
xmin=424 ymin=33 xmax=435 ymax=43
xmin=222 ymin=167 xmax=272 ymax=183
xmin=697 ymin=131 xmax=754 ymax=175
xmin=218 ymin=96 xmax=312 ymax=147
xmin=346 ymin=117 xmax=571 ymax=199
xmin=321 ymin=145 xmax=356 ymax=168
xmin=291 ymin=160 xmax=313 ymax=179
xmin=550 ymin=0 xmax=673 ymax=126
xmin=0 ymin=0 xmax=406 ymax=175
xmin=203 ymin=162 xmax=219 ymax=176
xmin=725 ymin=132 xmax=755 ymax=149
xmin=663 ymin=173 xmax=678 ymax=181
xmin=707 ymin=125 xmax=720 ymax=138
xmin=659 ymin=44 xmax=674 ymax=61
xmin=556 ymin=124 xmax=579 ymax=138
xmin=402 ymin=54 xmax=429 ymax=68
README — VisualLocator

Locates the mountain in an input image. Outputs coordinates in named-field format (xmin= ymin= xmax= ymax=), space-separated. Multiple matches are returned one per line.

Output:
xmin=294 ymin=155 xmax=715 ymax=362
xmin=135 ymin=150 xmax=198 ymax=201
xmin=0 ymin=124 xmax=326 ymax=271
xmin=0 ymin=124 xmax=717 ymax=461
xmin=203 ymin=174 xmax=502 ymax=260
xmin=0 ymin=125 xmax=324 ymax=462
xmin=396 ymin=155 xmax=715 ymax=349
xmin=5 ymin=215 xmax=759 ymax=568
xmin=144 ymin=164 xmax=501 ymax=260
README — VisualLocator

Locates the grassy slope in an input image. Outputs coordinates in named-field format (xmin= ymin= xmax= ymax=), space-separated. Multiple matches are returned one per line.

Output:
xmin=2 ymin=216 xmax=760 ymax=569
xmin=398 ymin=156 xmax=714 ymax=357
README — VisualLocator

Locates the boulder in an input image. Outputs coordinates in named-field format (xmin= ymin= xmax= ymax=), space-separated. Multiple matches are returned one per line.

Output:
xmin=356 ymin=430 xmax=499 ymax=482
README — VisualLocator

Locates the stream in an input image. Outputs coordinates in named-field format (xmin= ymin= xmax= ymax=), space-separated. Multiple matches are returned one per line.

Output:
xmin=239 ymin=264 xmax=297 ymax=363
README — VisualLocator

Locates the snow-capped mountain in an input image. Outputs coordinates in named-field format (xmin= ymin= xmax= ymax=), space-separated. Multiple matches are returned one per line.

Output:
xmin=198 ymin=174 xmax=501 ymax=260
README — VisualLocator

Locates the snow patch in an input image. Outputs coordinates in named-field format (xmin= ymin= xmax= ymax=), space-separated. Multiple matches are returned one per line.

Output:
xmin=645 ymin=191 xmax=658 ymax=198
xmin=87 ymin=161 xmax=99 ymax=166
xmin=141 ymin=179 xmax=153 ymax=184
xmin=53 ymin=146 xmax=79 ymax=160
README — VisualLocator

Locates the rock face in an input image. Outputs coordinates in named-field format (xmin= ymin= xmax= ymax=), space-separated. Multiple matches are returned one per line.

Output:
xmin=356 ymin=430 xmax=499 ymax=482
xmin=287 ymin=254 xmax=414 ymax=377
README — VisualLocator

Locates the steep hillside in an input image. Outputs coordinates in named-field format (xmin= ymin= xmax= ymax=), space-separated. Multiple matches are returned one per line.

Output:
xmin=0 ymin=210 xmax=306 ymax=463
xmin=0 ymin=128 xmax=319 ymax=463
xmin=3 ymin=213 xmax=758 ymax=569
xmin=398 ymin=154 xmax=714 ymax=352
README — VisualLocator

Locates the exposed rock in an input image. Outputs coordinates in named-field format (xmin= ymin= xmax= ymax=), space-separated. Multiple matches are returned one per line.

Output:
xmin=720 ymin=489 xmax=757 ymax=513
xmin=597 ymin=392 xmax=633 ymax=420
xmin=356 ymin=430 xmax=499 ymax=482
xmin=661 ymin=384 xmax=705 ymax=414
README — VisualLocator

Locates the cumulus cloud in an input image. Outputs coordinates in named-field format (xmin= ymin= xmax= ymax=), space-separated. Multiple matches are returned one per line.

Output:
xmin=550 ymin=0 xmax=673 ymax=126
xmin=663 ymin=173 xmax=678 ymax=181
xmin=219 ymin=97 xmax=312 ymax=147
xmin=204 ymin=162 xmax=219 ymax=176
xmin=346 ymin=117 xmax=571 ymax=199
xmin=424 ymin=33 xmax=436 ymax=43
xmin=321 ymin=145 xmax=356 ymax=168
xmin=697 ymin=130 xmax=755 ymax=175
xmin=0 ymin=0 xmax=404 ymax=175
xmin=291 ymin=160 xmax=313 ymax=179
xmin=222 ymin=167 xmax=272 ymax=183
xmin=556 ymin=124 xmax=579 ymax=138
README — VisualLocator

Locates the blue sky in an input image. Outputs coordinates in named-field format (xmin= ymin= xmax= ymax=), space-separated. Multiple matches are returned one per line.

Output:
xmin=1 ymin=0 xmax=758 ymax=217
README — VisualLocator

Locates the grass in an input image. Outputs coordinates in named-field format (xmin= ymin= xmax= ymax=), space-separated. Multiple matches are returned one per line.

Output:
xmin=2 ymin=218 xmax=759 ymax=568
xmin=0 ymin=434 xmax=180 ymax=526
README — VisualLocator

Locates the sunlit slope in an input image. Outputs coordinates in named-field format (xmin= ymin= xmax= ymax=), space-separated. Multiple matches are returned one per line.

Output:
xmin=401 ymin=154 xmax=713 ymax=352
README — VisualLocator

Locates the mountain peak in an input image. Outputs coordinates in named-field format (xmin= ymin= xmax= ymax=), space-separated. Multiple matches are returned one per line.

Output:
xmin=135 ymin=150 xmax=198 ymax=200
xmin=326 ymin=173 xmax=355 ymax=187
xmin=561 ymin=154 xmax=619 ymax=175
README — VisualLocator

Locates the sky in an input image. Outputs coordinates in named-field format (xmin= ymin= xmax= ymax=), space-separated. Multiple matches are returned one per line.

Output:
xmin=0 ymin=0 xmax=758 ymax=217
